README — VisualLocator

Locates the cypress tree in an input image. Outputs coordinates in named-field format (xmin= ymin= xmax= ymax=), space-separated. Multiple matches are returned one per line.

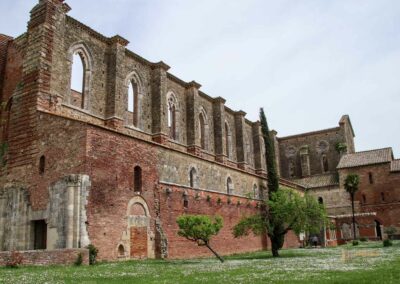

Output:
xmin=259 ymin=108 xmax=279 ymax=194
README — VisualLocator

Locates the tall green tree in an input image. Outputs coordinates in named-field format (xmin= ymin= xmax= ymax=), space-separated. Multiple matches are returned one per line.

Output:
xmin=344 ymin=174 xmax=360 ymax=241
xmin=176 ymin=214 xmax=224 ymax=262
xmin=233 ymin=188 xmax=327 ymax=257
xmin=260 ymin=108 xmax=279 ymax=194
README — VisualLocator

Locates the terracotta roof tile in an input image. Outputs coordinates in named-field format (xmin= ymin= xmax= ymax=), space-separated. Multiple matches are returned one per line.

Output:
xmin=337 ymin=148 xmax=393 ymax=169
xmin=293 ymin=174 xmax=339 ymax=189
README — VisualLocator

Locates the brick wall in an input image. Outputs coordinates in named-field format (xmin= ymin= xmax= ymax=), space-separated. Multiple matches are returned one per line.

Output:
xmin=0 ymin=248 xmax=89 ymax=266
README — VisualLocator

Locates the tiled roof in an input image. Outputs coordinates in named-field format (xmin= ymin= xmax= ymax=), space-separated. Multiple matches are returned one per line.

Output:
xmin=337 ymin=148 xmax=393 ymax=169
xmin=391 ymin=159 xmax=400 ymax=172
xmin=293 ymin=174 xmax=339 ymax=189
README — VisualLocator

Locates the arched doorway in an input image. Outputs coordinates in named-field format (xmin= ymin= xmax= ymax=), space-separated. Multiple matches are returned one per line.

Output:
xmin=375 ymin=220 xmax=382 ymax=240
xmin=127 ymin=197 xmax=151 ymax=259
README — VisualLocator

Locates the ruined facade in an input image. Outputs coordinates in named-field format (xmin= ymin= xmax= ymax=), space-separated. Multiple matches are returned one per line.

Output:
xmin=0 ymin=0 xmax=303 ymax=260
xmin=275 ymin=117 xmax=400 ymax=243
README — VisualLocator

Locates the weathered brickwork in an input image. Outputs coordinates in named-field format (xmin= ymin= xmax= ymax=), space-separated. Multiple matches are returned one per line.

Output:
xmin=0 ymin=248 xmax=89 ymax=266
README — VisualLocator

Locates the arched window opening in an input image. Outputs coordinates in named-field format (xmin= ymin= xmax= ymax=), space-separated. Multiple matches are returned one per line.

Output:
xmin=70 ymin=52 xmax=85 ymax=109
xmin=168 ymin=99 xmax=176 ymax=140
xmin=369 ymin=172 xmax=374 ymax=184
xmin=289 ymin=159 xmax=296 ymax=178
xmin=225 ymin=122 xmax=231 ymax=159
xmin=253 ymin=184 xmax=258 ymax=199
xmin=199 ymin=113 xmax=206 ymax=149
xmin=362 ymin=194 xmax=366 ymax=204
xmin=321 ymin=155 xmax=329 ymax=173
xmin=183 ymin=197 xmax=189 ymax=209
xmin=39 ymin=155 xmax=45 ymax=175
xmin=227 ymin=177 xmax=233 ymax=195
xmin=381 ymin=192 xmax=385 ymax=202
xmin=189 ymin=167 xmax=198 ymax=188
xmin=127 ymin=81 xmax=139 ymax=127
xmin=134 ymin=166 xmax=142 ymax=193
xmin=118 ymin=245 xmax=125 ymax=257
xmin=318 ymin=197 xmax=324 ymax=204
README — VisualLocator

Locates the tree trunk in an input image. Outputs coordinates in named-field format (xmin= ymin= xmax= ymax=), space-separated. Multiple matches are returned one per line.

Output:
xmin=205 ymin=243 xmax=224 ymax=263
xmin=351 ymin=193 xmax=357 ymax=240
xmin=270 ymin=233 xmax=285 ymax=257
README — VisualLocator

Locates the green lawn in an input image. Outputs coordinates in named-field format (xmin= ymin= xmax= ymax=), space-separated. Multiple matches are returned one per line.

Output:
xmin=1 ymin=241 xmax=399 ymax=284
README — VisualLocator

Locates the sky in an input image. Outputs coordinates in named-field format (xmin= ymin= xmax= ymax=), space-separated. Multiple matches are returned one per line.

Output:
xmin=1 ymin=0 xmax=399 ymax=156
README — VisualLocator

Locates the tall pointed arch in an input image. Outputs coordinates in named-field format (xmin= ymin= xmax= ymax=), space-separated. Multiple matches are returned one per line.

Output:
xmin=124 ymin=71 xmax=143 ymax=129
xmin=198 ymin=107 xmax=209 ymax=150
xmin=167 ymin=91 xmax=179 ymax=140
xmin=67 ymin=42 xmax=93 ymax=110
xmin=224 ymin=121 xmax=232 ymax=159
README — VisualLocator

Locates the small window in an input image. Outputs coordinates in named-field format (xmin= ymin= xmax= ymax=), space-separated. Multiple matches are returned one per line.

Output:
xmin=189 ymin=167 xmax=197 ymax=188
xmin=368 ymin=172 xmax=374 ymax=184
xmin=318 ymin=197 xmax=324 ymax=204
xmin=167 ymin=97 xmax=177 ymax=140
xmin=199 ymin=113 xmax=206 ymax=150
xmin=362 ymin=194 xmax=366 ymax=204
xmin=39 ymin=155 xmax=45 ymax=175
xmin=134 ymin=166 xmax=142 ymax=193
xmin=381 ymin=192 xmax=385 ymax=202
xmin=225 ymin=122 xmax=231 ymax=159
xmin=183 ymin=198 xmax=189 ymax=209
xmin=227 ymin=177 xmax=233 ymax=195
xmin=321 ymin=155 xmax=329 ymax=173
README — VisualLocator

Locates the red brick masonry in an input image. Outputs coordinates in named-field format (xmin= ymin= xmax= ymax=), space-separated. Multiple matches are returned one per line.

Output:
xmin=0 ymin=249 xmax=89 ymax=266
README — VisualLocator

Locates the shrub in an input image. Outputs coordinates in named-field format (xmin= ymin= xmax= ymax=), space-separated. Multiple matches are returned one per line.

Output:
xmin=352 ymin=240 xmax=359 ymax=246
xmin=359 ymin=237 xmax=368 ymax=242
xmin=74 ymin=253 xmax=83 ymax=266
xmin=6 ymin=251 xmax=23 ymax=268
xmin=383 ymin=239 xmax=393 ymax=247
xmin=87 ymin=244 xmax=99 ymax=265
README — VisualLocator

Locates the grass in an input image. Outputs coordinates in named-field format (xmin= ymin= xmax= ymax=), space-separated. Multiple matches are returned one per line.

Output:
xmin=1 ymin=241 xmax=399 ymax=283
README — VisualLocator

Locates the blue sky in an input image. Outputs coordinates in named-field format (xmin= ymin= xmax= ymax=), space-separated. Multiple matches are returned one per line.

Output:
xmin=1 ymin=0 xmax=400 ymax=156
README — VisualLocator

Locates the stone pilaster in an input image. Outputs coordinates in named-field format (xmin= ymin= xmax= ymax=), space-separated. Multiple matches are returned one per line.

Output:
xmin=105 ymin=35 xmax=129 ymax=129
xmin=186 ymin=81 xmax=202 ymax=156
xmin=151 ymin=61 xmax=170 ymax=144
xmin=234 ymin=110 xmax=247 ymax=170
xmin=213 ymin=97 xmax=226 ymax=163
xmin=252 ymin=121 xmax=266 ymax=175
xmin=270 ymin=130 xmax=280 ymax=176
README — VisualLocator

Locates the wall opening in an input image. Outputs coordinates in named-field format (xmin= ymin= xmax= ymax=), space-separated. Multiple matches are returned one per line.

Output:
xmin=199 ymin=113 xmax=206 ymax=149
xmin=118 ymin=244 xmax=125 ymax=257
xmin=134 ymin=166 xmax=142 ymax=193
xmin=380 ymin=192 xmax=385 ymax=202
xmin=70 ymin=52 xmax=85 ymax=109
xmin=225 ymin=122 xmax=231 ymax=159
xmin=127 ymin=81 xmax=139 ymax=127
xmin=369 ymin=172 xmax=374 ymax=184
xmin=33 ymin=220 xmax=47 ymax=250
xmin=227 ymin=177 xmax=233 ymax=195
xmin=362 ymin=194 xmax=366 ymax=204
xmin=189 ymin=167 xmax=197 ymax=188
xmin=183 ymin=198 xmax=189 ymax=209
xmin=321 ymin=155 xmax=329 ymax=173
xmin=318 ymin=197 xmax=324 ymax=204
xmin=168 ymin=98 xmax=176 ymax=140
xmin=375 ymin=220 xmax=382 ymax=240
xmin=39 ymin=155 xmax=45 ymax=175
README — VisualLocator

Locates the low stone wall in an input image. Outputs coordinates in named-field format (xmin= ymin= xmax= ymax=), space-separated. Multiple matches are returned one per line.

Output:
xmin=0 ymin=248 xmax=89 ymax=266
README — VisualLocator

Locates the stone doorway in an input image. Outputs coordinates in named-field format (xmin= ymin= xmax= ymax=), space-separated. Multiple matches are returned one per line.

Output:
xmin=130 ymin=226 xmax=148 ymax=258
xmin=33 ymin=220 xmax=47 ymax=250
xmin=375 ymin=220 xmax=382 ymax=240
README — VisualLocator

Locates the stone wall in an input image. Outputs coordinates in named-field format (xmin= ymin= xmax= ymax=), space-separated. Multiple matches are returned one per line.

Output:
xmin=0 ymin=248 xmax=89 ymax=266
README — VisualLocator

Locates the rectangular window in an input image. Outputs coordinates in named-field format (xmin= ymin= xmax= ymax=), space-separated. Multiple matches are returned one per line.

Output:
xmin=33 ymin=220 xmax=47 ymax=250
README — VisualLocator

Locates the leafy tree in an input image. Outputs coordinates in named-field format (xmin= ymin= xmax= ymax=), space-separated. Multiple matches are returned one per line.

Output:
xmin=233 ymin=188 xmax=327 ymax=257
xmin=176 ymin=214 xmax=224 ymax=262
xmin=344 ymin=174 xmax=360 ymax=241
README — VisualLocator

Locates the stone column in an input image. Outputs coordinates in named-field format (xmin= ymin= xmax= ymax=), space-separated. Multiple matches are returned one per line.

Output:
xmin=213 ymin=97 xmax=227 ymax=163
xmin=151 ymin=61 xmax=170 ymax=144
xmin=234 ymin=110 xmax=247 ymax=170
xmin=105 ymin=35 xmax=129 ymax=129
xmin=186 ymin=81 xmax=202 ymax=156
